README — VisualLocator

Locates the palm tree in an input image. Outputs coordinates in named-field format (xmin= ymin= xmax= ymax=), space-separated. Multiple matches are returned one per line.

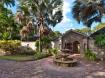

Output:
xmin=72 ymin=0 xmax=105 ymax=28
xmin=72 ymin=0 xmax=105 ymax=49
xmin=0 ymin=0 xmax=15 ymax=15
xmin=0 ymin=0 xmax=15 ymax=20
xmin=17 ymin=0 xmax=63 ymax=52
xmin=0 ymin=0 xmax=15 ymax=7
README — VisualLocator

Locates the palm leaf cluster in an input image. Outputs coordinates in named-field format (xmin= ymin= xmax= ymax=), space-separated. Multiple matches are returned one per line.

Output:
xmin=2 ymin=0 xmax=15 ymax=7
xmin=72 ymin=0 xmax=105 ymax=27
xmin=17 ymin=0 xmax=63 ymax=35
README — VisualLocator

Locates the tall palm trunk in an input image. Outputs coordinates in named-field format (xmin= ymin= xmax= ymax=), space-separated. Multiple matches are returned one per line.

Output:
xmin=39 ymin=23 xmax=41 ymax=52
xmin=87 ymin=27 xmax=91 ymax=50
xmin=38 ymin=15 xmax=43 ymax=52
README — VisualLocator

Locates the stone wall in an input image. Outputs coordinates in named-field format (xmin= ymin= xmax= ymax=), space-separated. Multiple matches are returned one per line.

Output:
xmin=89 ymin=38 xmax=105 ymax=59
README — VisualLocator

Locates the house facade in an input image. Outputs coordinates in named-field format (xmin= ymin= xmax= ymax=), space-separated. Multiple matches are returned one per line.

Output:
xmin=61 ymin=30 xmax=88 ymax=54
xmin=53 ymin=27 xmax=105 ymax=56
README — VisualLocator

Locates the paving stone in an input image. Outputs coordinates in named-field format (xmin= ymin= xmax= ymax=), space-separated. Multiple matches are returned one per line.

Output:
xmin=0 ymin=57 xmax=105 ymax=78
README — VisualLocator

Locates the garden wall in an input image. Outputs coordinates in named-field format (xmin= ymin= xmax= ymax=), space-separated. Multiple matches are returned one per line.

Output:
xmin=89 ymin=38 xmax=105 ymax=59
xmin=21 ymin=42 xmax=36 ymax=50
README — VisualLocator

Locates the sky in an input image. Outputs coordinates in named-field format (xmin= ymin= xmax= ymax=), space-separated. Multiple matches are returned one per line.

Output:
xmin=7 ymin=0 xmax=105 ymax=33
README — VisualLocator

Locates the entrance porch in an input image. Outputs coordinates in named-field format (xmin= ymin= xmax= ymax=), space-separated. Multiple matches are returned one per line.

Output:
xmin=64 ymin=41 xmax=80 ymax=54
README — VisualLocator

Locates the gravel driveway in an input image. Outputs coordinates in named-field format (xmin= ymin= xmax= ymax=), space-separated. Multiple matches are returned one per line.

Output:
xmin=0 ymin=57 xmax=105 ymax=78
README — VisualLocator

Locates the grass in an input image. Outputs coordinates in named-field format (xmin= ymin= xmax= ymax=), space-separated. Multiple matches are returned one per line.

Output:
xmin=0 ymin=55 xmax=35 ymax=61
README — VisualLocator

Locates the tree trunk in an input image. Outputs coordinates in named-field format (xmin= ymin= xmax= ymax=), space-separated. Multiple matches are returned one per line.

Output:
xmin=87 ymin=27 xmax=91 ymax=50
xmin=38 ymin=15 xmax=43 ymax=52
xmin=39 ymin=27 xmax=41 ymax=52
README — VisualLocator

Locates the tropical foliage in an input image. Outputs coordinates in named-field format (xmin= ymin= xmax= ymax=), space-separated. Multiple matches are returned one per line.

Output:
xmin=95 ymin=34 xmax=105 ymax=48
xmin=72 ymin=0 xmax=105 ymax=28
xmin=16 ymin=0 xmax=63 ymax=52
xmin=16 ymin=0 xmax=63 ymax=36
xmin=85 ymin=49 xmax=97 ymax=61
xmin=72 ymin=0 xmax=105 ymax=49
xmin=0 ymin=40 xmax=21 ymax=55
xmin=0 ymin=0 xmax=15 ymax=7
xmin=0 ymin=11 xmax=21 ymax=40
xmin=49 ymin=48 xmax=59 ymax=57
xmin=0 ymin=40 xmax=35 ymax=55
xmin=34 ymin=52 xmax=50 ymax=60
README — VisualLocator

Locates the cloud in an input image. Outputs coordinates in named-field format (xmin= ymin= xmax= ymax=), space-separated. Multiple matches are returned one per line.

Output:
xmin=54 ymin=0 xmax=76 ymax=33
xmin=62 ymin=1 xmax=71 ymax=23
xmin=54 ymin=22 xmax=75 ymax=33
xmin=61 ymin=0 xmax=75 ymax=23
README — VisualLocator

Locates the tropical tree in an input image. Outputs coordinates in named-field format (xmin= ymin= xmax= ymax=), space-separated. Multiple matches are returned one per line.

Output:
xmin=49 ymin=31 xmax=62 ymax=40
xmin=0 ymin=6 xmax=20 ymax=40
xmin=17 ymin=0 xmax=63 ymax=52
xmin=0 ymin=0 xmax=15 ymax=7
xmin=15 ymin=2 xmax=37 ymax=40
xmin=72 ymin=0 xmax=105 ymax=49
xmin=72 ymin=0 xmax=105 ymax=28
xmin=0 ymin=0 xmax=15 ymax=17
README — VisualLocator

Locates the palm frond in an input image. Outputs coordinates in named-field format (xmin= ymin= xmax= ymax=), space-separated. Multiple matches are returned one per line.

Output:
xmin=3 ymin=0 xmax=15 ymax=7
xmin=72 ymin=0 xmax=105 ymax=28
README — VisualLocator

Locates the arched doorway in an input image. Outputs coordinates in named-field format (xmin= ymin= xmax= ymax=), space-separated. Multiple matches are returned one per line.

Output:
xmin=73 ymin=41 xmax=80 ymax=53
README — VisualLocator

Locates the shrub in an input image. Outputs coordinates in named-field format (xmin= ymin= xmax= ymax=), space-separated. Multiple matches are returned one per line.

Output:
xmin=34 ymin=52 xmax=50 ymax=60
xmin=0 ymin=40 xmax=21 ymax=55
xmin=49 ymin=48 xmax=59 ymax=57
xmin=95 ymin=34 xmax=105 ymax=48
xmin=35 ymin=40 xmax=40 ymax=51
xmin=2 ymin=32 xmax=10 ymax=40
xmin=35 ymin=37 xmax=51 ymax=52
xmin=0 ymin=40 xmax=35 ymax=55
xmin=84 ymin=49 xmax=97 ymax=61
xmin=18 ymin=46 xmax=35 ymax=55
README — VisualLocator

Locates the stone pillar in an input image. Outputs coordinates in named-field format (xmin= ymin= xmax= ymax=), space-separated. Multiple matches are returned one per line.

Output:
xmin=59 ymin=36 xmax=62 ymax=50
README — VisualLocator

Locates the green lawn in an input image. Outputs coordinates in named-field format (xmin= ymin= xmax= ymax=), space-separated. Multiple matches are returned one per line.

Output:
xmin=0 ymin=55 xmax=35 ymax=61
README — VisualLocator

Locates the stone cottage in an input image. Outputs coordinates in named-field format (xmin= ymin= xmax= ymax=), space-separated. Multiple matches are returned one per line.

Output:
xmin=61 ymin=29 xmax=88 ymax=54
xmin=90 ymin=27 xmax=105 ymax=56
xmin=52 ymin=27 xmax=105 ymax=55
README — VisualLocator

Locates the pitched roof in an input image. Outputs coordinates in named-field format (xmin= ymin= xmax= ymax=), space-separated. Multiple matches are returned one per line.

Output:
xmin=90 ymin=26 xmax=105 ymax=37
xmin=62 ymin=29 xmax=88 ymax=37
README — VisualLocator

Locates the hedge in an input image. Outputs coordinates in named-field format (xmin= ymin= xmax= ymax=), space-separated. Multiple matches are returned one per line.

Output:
xmin=0 ymin=40 xmax=21 ymax=55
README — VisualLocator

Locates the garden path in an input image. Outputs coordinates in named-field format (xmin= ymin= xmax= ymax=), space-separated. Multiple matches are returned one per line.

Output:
xmin=0 ymin=56 xmax=105 ymax=78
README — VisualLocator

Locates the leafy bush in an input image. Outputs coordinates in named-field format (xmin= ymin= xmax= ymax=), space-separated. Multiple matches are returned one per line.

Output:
xmin=2 ymin=32 xmax=10 ymax=40
xmin=35 ymin=36 xmax=51 ymax=52
xmin=95 ymin=34 xmax=105 ymax=48
xmin=49 ymin=48 xmax=59 ymax=57
xmin=0 ymin=40 xmax=35 ymax=55
xmin=34 ymin=52 xmax=50 ymax=60
xmin=35 ymin=40 xmax=40 ymax=51
xmin=84 ymin=49 xmax=97 ymax=61
xmin=18 ymin=46 xmax=35 ymax=55
xmin=0 ymin=40 xmax=21 ymax=55
xmin=41 ymin=36 xmax=51 ymax=48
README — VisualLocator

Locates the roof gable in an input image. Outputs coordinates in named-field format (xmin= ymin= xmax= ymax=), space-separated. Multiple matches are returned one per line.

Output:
xmin=62 ymin=29 xmax=88 ymax=38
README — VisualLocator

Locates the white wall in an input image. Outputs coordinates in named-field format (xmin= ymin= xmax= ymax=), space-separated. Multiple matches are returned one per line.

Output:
xmin=21 ymin=42 xmax=36 ymax=50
